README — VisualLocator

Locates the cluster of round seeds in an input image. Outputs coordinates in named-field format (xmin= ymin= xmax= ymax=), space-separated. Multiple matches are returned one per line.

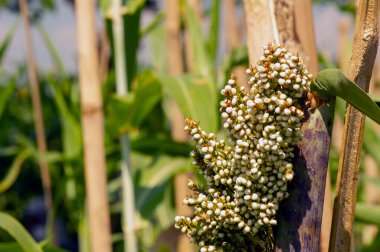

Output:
xmin=174 ymin=43 xmax=312 ymax=251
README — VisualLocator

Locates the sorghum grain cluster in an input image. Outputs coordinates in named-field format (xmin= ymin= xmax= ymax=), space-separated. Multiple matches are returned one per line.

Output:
xmin=174 ymin=43 xmax=312 ymax=251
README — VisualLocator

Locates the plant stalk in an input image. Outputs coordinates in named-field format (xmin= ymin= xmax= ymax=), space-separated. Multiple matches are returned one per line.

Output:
xmin=19 ymin=0 xmax=53 ymax=227
xmin=111 ymin=1 xmax=137 ymax=251
xmin=75 ymin=0 xmax=112 ymax=251
xmin=243 ymin=1 xmax=334 ymax=251
xmin=329 ymin=0 xmax=379 ymax=251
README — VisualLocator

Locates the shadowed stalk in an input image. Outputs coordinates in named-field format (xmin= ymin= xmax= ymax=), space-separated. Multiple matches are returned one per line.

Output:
xmin=75 ymin=0 xmax=112 ymax=251
xmin=111 ymin=0 xmax=137 ymax=251
xmin=244 ymin=1 xmax=333 ymax=251
xmin=18 ymin=0 xmax=53 ymax=234
xmin=329 ymin=0 xmax=379 ymax=251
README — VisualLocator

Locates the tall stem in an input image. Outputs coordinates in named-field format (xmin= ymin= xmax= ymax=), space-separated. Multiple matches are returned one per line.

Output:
xmin=75 ymin=0 xmax=112 ymax=251
xmin=244 ymin=1 xmax=333 ymax=250
xmin=330 ymin=0 xmax=379 ymax=251
xmin=19 ymin=0 xmax=53 ymax=219
xmin=111 ymin=1 xmax=137 ymax=251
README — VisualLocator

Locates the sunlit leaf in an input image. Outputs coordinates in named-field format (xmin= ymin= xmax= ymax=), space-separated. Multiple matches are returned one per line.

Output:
xmin=355 ymin=203 xmax=380 ymax=226
xmin=107 ymin=70 xmax=162 ymax=135
xmin=0 ymin=212 xmax=42 ymax=252
xmin=312 ymin=69 xmax=380 ymax=125
xmin=156 ymin=73 xmax=218 ymax=133
xmin=0 ymin=149 xmax=32 ymax=193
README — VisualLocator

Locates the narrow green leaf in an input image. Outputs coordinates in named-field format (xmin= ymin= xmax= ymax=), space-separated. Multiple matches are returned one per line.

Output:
xmin=183 ymin=1 xmax=213 ymax=79
xmin=0 ymin=149 xmax=32 ymax=193
xmin=136 ymin=157 xmax=189 ymax=218
xmin=156 ymin=73 xmax=218 ymax=132
xmin=0 ymin=79 xmax=15 ymax=119
xmin=355 ymin=203 xmax=380 ymax=226
xmin=312 ymin=69 xmax=380 ymax=125
xmin=36 ymin=22 xmax=65 ymax=74
xmin=48 ymin=81 xmax=82 ymax=159
xmin=140 ymin=11 xmax=164 ymax=37
xmin=107 ymin=71 xmax=162 ymax=134
xmin=0 ymin=19 xmax=19 ymax=65
xmin=0 ymin=212 xmax=42 ymax=252
xmin=207 ymin=0 xmax=220 ymax=65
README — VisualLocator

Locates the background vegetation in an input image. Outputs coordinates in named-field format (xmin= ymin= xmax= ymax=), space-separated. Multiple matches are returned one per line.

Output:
xmin=0 ymin=0 xmax=380 ymax=251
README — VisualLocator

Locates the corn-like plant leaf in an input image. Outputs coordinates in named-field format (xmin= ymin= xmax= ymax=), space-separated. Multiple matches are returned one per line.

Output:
xmin=0 ymin=149 xmax=31 ymax=193
xmin=37 ymin=22 xmax=65 ymax=74
xmin=0 ymin=212 xmax=42 ymax=252
xmin=140 ymin=11 xmax=164 ymax=37
xmin=355 ymin=203 xmax=380 ymax=226
xmin=136 ymin=156 xmax=190 ymax=219
xmin=107 ymin=71 xmax=162 ymax=135
xmin=219 ymin=45 xmax=249 ymax=88
xmin=0 ymin=19 xmax=19 ymax=65
xmin=131 ymin=136 xmax=192 ymax=156
xmin=183 ymin=1 xmax=213 ymax=81
xmin=156 ymin=73 xmax=218 ymax=133
xmin=207 ymin=0 xmax=220 ymax=65
xmin=0 ymin=79 xmax=15 ymax=119
xmin=48 ymin=81 xmax=82 ymax=160
xmin=312 ymin=69 xmax=380 ymax=125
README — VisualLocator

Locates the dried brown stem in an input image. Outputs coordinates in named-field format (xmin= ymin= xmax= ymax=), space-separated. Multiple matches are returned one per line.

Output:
xmin=75 ymin=0 xmax=112 ymax=251
xmin=19 ymin=0 xmax=52 ymax=212
xmin=244 ymin=1 xmax=334 ymax=251
xmin=329 ymin=0 xmax=379 ymax=251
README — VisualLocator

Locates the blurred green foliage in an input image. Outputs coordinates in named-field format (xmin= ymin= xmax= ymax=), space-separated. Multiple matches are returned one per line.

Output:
xmin=0 ymin=1 xmax=380 ymax=251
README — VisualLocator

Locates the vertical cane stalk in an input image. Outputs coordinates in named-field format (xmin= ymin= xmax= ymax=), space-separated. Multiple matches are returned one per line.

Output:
xmin=75 ymin=0 xmax=112 ymax=251
xmin=111 ymin=1 xmax=138 ymax=251
xmin=165 ymin=0 xmax=194 ymax=251
xmin=19 ymin=0 xmax=53 ymax=229
xmin=244 ymin=1 xmax=334 ymax=250
xmin=330 ymin=1 xmax=379 ymax=250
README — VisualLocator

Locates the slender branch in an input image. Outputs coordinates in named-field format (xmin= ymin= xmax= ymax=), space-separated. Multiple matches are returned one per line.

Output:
xmin=75 ymin=0 xmax=112 ymax=251
xmin=111 ymin=0 xmax=138 ymax=251
xmin=19 ymin=0 xmax=52 ymax=215
xmin=165 ymin=0 xmax=194 ymax=251
xmin=330 ymin=0 xmax=379 ymax=251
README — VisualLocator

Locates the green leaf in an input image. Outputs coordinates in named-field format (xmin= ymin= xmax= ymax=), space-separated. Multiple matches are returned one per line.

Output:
xmin=37 ymin=22 xmax=65 ymax=74
xmin=0 ymin=212 xmax=42 ymax=252
xmin=0 ymin=79 xmax=15 ymax=119
xmin=355 ymin=203 xmax=380 ymax=226
xmin=131 ymin=136 xmax=192 ymax=156
xmin=156 ymin=73 xmax=218 ymax=132
xmin=0 ymin=149 xmax=32 ymax=193
xmin=219 ymin=46 xmax=249 ymax=88
xmin=136 ymin=157 xmax=190 ymax=218
xmin=207 ymin=0 xmax=220 ymax=65
xmin=312 ymin=69 xmax=380 ymax=125
xmin=140 ymin=11 xmax=164 ymax=37
xmin=107 ymin=71 xmax=162 ymax=135
xmin=183 ymin=1 xmax=213 ymax=80
xmin=48 ymin=81 xmax=82 ymax=159
xmin=0 ymin=19 xmax=19 ymax=65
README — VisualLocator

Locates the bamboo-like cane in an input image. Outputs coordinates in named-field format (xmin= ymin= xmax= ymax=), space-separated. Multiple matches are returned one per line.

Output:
xmin=329 ymin=0 xmax=379 ymax=251
xmin=243 ymin=0 xmax=334 ymax=251
xmin=74 ymin=1 xmax=112 ymax=251
xmin=111 ymin=0 xmax=138 ymax=251
xmin=19 ymin=0 xmax=52 ymax=213
xmin=165 ymin=0 xmax=194 ymax=251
